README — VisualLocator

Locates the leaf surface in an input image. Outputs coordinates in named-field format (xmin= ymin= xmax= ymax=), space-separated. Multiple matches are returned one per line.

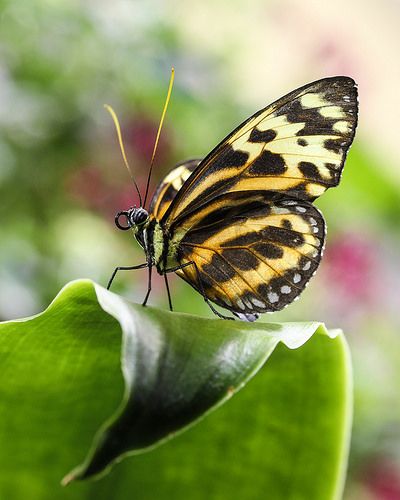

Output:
xmin=0 ymin=280 xmax=352 ymax=500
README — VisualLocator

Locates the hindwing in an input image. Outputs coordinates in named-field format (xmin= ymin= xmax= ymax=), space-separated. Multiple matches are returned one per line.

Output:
xmin=161 ymin=77 xmax=357 ymax=226
xmin=149 ymin=159 xmax=200 ymax=220
xmin=172 ymin=191 xmax=325 ymax=315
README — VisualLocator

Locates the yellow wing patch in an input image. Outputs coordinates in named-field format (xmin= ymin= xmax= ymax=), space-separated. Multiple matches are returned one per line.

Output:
xmin=149 ymin=159 xmax=200 ymax=220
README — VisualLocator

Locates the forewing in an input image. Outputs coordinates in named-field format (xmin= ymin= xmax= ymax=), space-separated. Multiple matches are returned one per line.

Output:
xmin=174 ymin=192 xmax=325 ymax=315
xmin=162 ymin=77 xmax=357 ymax=224
xmin=149 ymin=159 xmax=201 ymax=220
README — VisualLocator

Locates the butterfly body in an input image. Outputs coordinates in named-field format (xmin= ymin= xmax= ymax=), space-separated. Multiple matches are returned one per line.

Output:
xmin=139 ymin=218 xmax=181 ymax=272
xmin=109 ymin=77 xmax=358 ymax=321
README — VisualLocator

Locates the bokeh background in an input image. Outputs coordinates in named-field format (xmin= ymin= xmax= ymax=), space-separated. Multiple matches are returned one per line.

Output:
xmin=1 ymin=0 xmax=399 ymax=498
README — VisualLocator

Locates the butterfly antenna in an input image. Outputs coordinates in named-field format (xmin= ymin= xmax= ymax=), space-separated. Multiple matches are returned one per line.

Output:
xmin=104 ymin=104 xmax=143 ymax=207
xmin=143 ymin=67 xmax=175 ymax=208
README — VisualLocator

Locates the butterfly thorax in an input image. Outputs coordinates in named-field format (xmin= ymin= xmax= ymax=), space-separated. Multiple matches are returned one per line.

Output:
xmin=145 ymin=218 xmax=185 ymax=271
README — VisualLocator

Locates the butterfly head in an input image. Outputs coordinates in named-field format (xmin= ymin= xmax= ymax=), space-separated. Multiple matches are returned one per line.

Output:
xmin=115 ymin=207 xmax=149 ymax=232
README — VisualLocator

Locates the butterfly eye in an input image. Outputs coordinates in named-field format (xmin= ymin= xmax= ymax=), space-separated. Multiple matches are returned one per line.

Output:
xmin=130 ymin=208 xmax=149 ymax=226
xmin=115 ymin=211 xmax=132 ymax=231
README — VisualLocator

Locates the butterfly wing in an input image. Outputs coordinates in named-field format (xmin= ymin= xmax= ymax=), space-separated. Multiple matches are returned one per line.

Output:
xmin=161 ymin=76 xmax=357 ymax=226
xmin=173 ymin=191 xmax=325 ymax=316
xmin=149 ymin=159 xmax=201 ymax=220
xmin=148 ymin=77 xmax=357 ymax=319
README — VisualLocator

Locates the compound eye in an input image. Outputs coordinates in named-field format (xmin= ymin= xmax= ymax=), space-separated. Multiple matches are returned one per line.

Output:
xmin=133 ymin=208 xmax=149 ymax=225
xmin=115 ymin=211 xmax=131 ymax=231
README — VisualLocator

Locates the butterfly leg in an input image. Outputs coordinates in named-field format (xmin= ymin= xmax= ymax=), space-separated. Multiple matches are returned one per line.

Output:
xmin=107 ymin=262 xmax=149 ymax=290
xmin=142 ymin=264 xmax=153 ymax=307
xmin=163 ymin=273 xmax=173 ymax=311
xmin=190 ymin=262 xmax=233 ymax=320
xmin=163 ymin=261 xmax=234 ymax=321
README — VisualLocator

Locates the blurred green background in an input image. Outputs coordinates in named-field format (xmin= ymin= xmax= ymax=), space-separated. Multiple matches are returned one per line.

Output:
xmin=1 ymin=0 xmax=399 ymax=498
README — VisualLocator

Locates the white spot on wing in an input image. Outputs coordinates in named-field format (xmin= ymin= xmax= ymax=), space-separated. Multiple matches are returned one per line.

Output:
xmin=252 ymin=298 xmax=266 ymax=308
xmin=296 ymin=206 xmax=306 ymax=213
xmin=273 ymin=207 xmax=290 ymax=215
xmin=302 ymin=261 xmax=311 ymax=271
xmin=281 ymin=285 xmax=291 ymax=294
xmin=267 ymin=292 xmax=279 ymax=304
xmin=236 ymin=298 xmax=246 ymax=310
xmin=293 ymin=273 xmax=301 ymax=283
xmin=333 ymin=120 xmax=350 ymax=133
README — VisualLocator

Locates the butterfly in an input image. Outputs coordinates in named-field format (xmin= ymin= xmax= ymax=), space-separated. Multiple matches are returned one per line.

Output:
xmin=107 ymin=76 xmax=358 ymax=321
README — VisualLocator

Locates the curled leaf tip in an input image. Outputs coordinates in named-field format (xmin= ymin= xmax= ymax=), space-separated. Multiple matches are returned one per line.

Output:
xmin=61 ymin=472 xmax=74 ymax=487
xmin=61 ymin=467 xmax=81 ymax=487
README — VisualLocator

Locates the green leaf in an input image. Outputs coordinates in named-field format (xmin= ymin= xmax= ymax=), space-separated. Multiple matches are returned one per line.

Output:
xmin=0 ymin=280 xmax=352 ymax=500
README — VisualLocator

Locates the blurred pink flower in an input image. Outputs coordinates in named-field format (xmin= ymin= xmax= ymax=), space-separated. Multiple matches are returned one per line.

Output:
xmin=322 ymin=233 xmax=377 ymax=305
xmin=124 ymin=114 xmax=171 ymax=165
xmin=362 ymin=458 xmax=400 ymax=500
xmin=66 ymin=165 xmax=136 ymax=219
xmin=67 ymin=113 xmax=174 ymax=220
